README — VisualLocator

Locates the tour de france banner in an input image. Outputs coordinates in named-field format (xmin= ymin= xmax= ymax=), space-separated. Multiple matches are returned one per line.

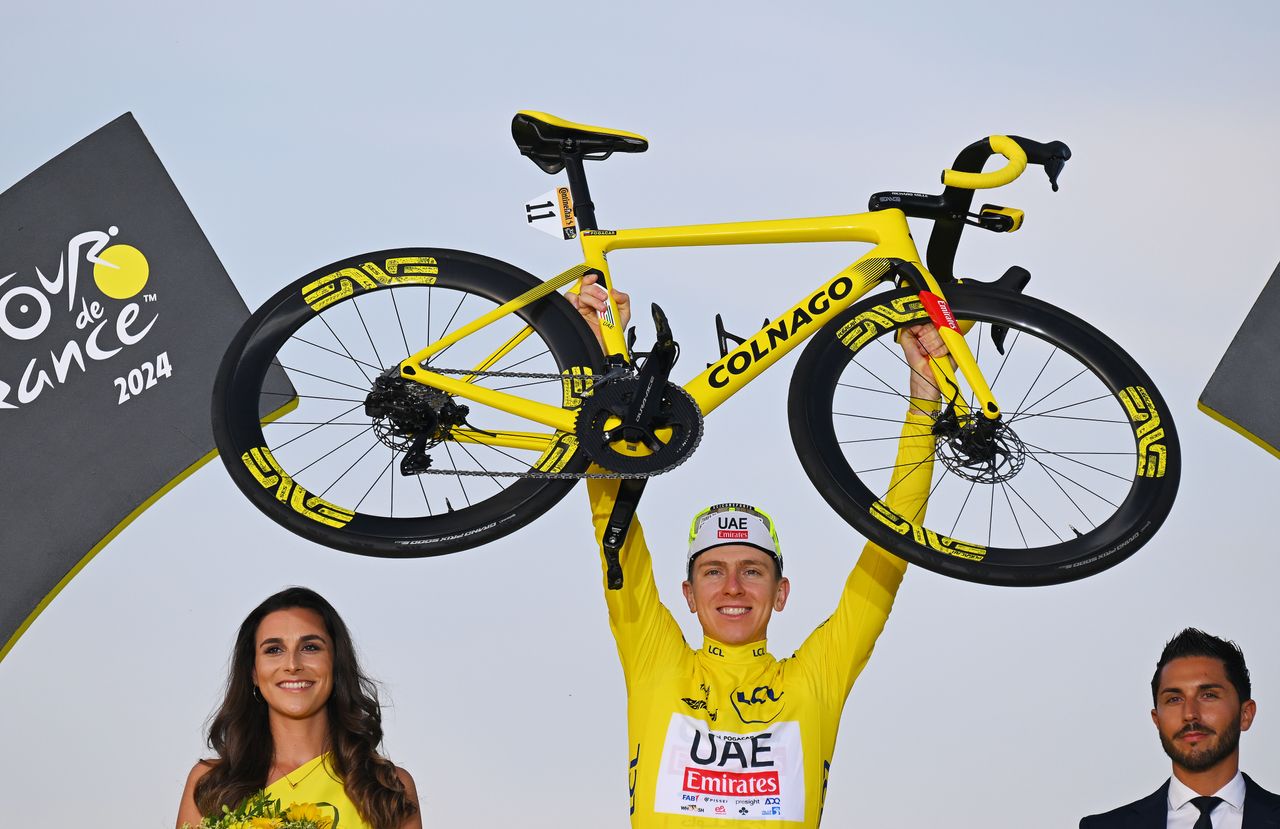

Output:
xmin=0 ymin=113 xmax=292 ymax=662
xmin=1200 ymin=258 xmax=1280 ymax=459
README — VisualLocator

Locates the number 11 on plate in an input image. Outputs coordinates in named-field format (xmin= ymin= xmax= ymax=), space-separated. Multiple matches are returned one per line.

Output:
xmin=523 ymin=186 xmax=577 ymax=240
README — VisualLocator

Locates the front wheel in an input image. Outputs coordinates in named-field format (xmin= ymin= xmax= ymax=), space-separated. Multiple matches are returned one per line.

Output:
xmin=788 ymin=285 xmax=1179 ymax=586
xmin=212 ymin=248 xmax=604 ymax=557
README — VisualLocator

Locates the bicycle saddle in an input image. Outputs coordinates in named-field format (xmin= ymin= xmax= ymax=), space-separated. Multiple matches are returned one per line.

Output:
xmin=512 ymin=111 xmax=648 ymax=174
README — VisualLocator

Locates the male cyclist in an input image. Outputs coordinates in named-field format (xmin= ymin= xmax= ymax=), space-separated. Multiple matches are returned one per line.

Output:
xmin=570 ymin=275 xmax=943 ymax=828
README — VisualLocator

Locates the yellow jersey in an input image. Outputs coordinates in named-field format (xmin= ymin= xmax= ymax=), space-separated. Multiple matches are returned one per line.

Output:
xmin=588 ymin=412 xmax=934 ymax=827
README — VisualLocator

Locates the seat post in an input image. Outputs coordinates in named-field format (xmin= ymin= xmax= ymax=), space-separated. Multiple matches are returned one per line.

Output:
xmin=561 ymin=144 xmax=598 ymax=231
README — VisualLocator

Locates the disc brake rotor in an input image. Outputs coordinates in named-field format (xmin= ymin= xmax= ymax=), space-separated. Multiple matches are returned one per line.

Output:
xmin=364 ymin=371 xmax=470 ymax=451
xmin=934 ymin=412 xmax=1028 ymax=484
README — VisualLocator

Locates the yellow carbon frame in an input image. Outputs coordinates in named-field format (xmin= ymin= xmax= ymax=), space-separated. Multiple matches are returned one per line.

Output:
xmin=900 ymin=268 xmax=1001 ymax=420
xmin=395 ymin=208 xmax=1006 ymax=445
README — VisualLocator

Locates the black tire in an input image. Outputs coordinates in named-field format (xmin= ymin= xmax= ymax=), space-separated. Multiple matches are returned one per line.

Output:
xmin=788 ymin=284 xmax=1179 ymax=586
xmin=212 ymin=248 xmax=604 ymax=557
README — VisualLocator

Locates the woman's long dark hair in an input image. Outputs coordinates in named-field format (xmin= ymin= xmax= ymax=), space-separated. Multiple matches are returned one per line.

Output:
xmin=194 ymin=587 xmax=417 ymax=829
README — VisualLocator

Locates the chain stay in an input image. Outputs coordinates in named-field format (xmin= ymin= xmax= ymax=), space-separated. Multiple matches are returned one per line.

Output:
xmin=411 ymin=364 xmax=685 ymax=480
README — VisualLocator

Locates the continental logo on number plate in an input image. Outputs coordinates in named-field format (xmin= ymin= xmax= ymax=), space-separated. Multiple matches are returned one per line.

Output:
xmin=303 ymin=258 xmax=440 ymax=311
xmin=562 ymin=365 xmax=594 ymax=407
xmin=242 ymin=447 xmax=355 ymax=527
xmin=870 ymin=500 xmax=986 ymax=560
xmin=837 ymin=295 xmax=928 ymax=352
xmin=533 ymin=432 xmax=578 ymax=473
xmin=1118 ymin=385 xmax=1167 ymax=478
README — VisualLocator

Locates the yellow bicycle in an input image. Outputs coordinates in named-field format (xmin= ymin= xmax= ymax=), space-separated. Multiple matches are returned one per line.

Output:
xmin=212 ymin=112 xmax=1178 ymax=586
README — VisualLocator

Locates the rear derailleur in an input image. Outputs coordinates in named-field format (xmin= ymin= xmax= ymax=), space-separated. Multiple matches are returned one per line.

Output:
xmin=363 ymin=369 xmax=472 ymax=475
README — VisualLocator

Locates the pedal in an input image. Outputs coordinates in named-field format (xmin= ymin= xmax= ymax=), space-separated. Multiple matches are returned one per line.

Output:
xmin=651 ymin=302 xmax=675 ymax=349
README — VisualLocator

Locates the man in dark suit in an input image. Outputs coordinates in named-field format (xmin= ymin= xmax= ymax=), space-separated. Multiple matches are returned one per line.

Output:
xmin=1081 ymin=628 xmax=1280 ymax=828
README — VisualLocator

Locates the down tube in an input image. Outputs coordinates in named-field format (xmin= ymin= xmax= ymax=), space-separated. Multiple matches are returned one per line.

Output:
xmin=686 ymin=257 xmax=894 ymax=415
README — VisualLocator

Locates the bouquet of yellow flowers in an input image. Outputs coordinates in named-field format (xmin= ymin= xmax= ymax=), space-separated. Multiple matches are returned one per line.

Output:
xmin=184 ymin=791 xmax=338 ymax=829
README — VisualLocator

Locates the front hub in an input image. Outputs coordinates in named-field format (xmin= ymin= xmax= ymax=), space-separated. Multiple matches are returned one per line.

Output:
xmin=933 ymin=411 xmax=1027 ymax=484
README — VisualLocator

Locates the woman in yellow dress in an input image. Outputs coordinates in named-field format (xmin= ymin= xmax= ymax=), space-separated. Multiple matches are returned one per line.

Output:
xmin=175 ymin=587 xmax=421 ymax=829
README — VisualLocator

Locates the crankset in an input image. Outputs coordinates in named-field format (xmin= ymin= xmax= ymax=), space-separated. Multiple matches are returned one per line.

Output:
xmin=576 ymin=302 xmax=704 ymax=476
xmin=582 ymin=303 xmax=704 ymax=590
xmin=575 ymin=377 xmax=704 ymax=475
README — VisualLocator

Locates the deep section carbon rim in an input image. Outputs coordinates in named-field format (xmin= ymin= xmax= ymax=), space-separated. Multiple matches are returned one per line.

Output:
xmin=789 ymin=285 xmax=1179 ymax=586
xmin=213 ymin=249 xmax=603 ymax=557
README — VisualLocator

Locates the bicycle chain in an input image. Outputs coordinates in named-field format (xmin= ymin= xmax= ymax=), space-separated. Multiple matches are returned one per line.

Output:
xmin=407 ymin=365 xmax=699 ymax=480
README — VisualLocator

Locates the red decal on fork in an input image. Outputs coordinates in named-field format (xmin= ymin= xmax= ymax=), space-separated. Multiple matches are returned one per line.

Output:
xmin=918 ymin=291 xmax=960 ymax=332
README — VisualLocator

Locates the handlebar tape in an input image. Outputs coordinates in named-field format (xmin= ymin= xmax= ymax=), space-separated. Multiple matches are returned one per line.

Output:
xmin=941 ymin=135 xmax=1028 ymax=190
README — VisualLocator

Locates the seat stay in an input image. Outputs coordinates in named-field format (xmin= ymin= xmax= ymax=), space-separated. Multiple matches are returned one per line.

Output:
xmin=401 ymin=263 xmax=591 ymax=368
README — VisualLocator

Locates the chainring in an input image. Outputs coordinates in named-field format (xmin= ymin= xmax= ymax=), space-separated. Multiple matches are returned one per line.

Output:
xmin=575 ymin=377 xmax=703 ymax=475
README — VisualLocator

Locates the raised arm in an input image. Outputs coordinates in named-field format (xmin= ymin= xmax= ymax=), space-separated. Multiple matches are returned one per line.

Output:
xmin=586 ymin=476 xmax=691 ymax=682
xmin=793 ymin=323 xmax=943 ymax=700
xmin=573 ymin=277 xmax=689 ymax=681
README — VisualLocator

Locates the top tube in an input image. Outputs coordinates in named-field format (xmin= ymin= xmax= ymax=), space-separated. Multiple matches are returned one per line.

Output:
xmin=577 ymin=210 xmax=919 ymax=262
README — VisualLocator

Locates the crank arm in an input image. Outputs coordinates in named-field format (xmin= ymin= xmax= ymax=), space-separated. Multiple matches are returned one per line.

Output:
xmin=620 ymin=303 xmax=680 ymax=433
xmin=602 ymin=479 xmax=648 ymax=590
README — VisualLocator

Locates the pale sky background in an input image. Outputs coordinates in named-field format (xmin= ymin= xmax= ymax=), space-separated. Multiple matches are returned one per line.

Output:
xmin=2 ymin=2 xmax=1280 ymax=827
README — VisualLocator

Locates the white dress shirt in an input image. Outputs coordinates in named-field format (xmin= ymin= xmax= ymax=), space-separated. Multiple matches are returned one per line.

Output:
xmin=1167 ymin=770 xmax=1246 ymax=829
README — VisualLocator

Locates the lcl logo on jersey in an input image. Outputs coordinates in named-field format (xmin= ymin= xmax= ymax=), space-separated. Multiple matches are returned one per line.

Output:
xmin=1 ymin=227 xmax=159 ymax=410
xmin=731 ymin=684 xmax=785 ymax=724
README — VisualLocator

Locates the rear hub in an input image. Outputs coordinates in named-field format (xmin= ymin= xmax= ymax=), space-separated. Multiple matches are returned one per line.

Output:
xmin=364 ymin=371 xmax=470 ymax=456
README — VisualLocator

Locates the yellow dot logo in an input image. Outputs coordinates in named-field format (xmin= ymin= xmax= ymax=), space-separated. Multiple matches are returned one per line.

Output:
xmin=93 ymin=244 xmax=150 ymax=299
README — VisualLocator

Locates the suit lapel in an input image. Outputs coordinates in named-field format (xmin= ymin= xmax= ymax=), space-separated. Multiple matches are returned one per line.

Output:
xmin=1132 ymin=781 xmax=1169 ymax=829
xmin=1243 ymin=774 xmax=1280 ymax=828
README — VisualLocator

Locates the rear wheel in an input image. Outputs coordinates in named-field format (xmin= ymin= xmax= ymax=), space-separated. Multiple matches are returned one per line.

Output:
xmin=788 ymin=285 xmax=1179 ymax=586
xmin=212 ymin=248 xmax=604 ymax=557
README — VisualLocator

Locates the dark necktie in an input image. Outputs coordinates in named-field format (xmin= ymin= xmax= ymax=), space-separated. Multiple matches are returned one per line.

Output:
xmin=1191 ymin=795 xmax=1223 ymax=829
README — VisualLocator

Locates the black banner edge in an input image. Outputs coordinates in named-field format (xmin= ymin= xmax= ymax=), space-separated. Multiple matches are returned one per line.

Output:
xmin=0 ymin=112 xmax=138 ymax=199
xmin=1197 ymin=399 xmax=1280 ymax=461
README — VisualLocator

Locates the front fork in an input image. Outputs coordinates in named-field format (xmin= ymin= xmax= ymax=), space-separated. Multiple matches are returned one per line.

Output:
xmin=895 ymin=261 xmax=1001 ymax=422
